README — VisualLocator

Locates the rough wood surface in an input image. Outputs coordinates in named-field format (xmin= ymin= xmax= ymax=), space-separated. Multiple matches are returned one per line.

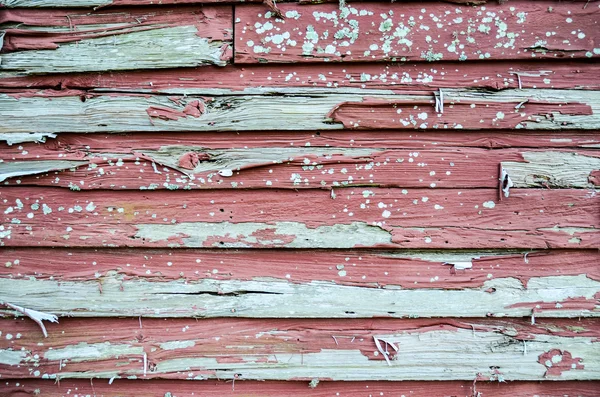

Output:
xmin=235 ymin=2 xmax=600 ymax=63
xmin=0 ymin=248 xmax=598 ymax=318
xmin=1 ymin=89 xmax=599 ymax=138
xmin=0 ymin=187 xmax=597 ymax=249
xmin=5 ymin=379 xmax=600 ymax=397
xmin=1 ymin=0 xmax=599 ymax=391
xmin=1 ymin=0 xmax=564 ymax=7
xmin=0 ymin=6 xmax=232 ymax=75
xmin=2 ymin=248 xmax=597 ymax=290
xmin=2 ymin=61 xmax=599 ymax=91
xmin=1 ymin=317 xmax=599 ymax=381
xmin=1 ymin=143 xmax=599 ymax=189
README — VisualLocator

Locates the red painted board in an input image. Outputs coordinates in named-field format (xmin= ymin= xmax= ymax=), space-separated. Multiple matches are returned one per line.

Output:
xmin=2 ymin=147 xmax=598 ymax=190
xmin=1 ymin=248 xmax=598 ymax=291
xmin=3 ymin=379 xmax=600 ymax=397
xmin=0 ymin=6 xmax=231 ymax=52
xmin=0 ymin=317 xmax=598 ymax=380
xmin=235 ymin=1 xmax=600 ymax=63
xmin=0 ymin=187 xmax=597 ymax=249
xmin=2 ymin=131 xmax=598 ymax=152
xmin=1 ymin=61 xmax=599 ymax=91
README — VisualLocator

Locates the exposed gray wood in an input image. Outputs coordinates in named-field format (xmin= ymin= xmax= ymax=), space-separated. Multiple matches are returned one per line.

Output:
xmin=1 ymin=318 xmax=599 ymax=381
xmin=0 ymin=132 xmax=56 ymax=145
xmin=502 ymin=152 xmax=600 ymax=188
xmin=0 ymin=26 xmax=229 ymax=75
xmin=0 ymin=89 xmax=599 ymax=138
xmin=1 ymin=274 xmax=598 ymax=319
xmin=2 ymin=146 xmax=597 ymax=189
xmin=0 ymin=160 xmax=88 ymax=182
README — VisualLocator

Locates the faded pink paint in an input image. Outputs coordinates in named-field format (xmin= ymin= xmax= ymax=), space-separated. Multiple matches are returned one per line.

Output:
xmin=0 ymin=187 xmax=597 ymax=249
xmin=2 ymin=62 xmax=599 ymax=91
xmin=0 ymin=317 xmax=598 ymax=379
xmin=0 ymin=6 xmax=232 ymax=52
xmin=327 ymin=98 xmax=592 ymax=129
xmin=6 ymin=378 xmax=600 ymax=397
xmin=235 ymin=2 xmax=599 ymax=63
xmin=538 ymin=349 xmax=585 ymax=377
xmin=1 ymin=249 xmax=598 ymax=290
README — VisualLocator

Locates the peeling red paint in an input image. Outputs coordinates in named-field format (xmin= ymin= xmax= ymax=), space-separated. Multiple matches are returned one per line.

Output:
xmin=235 ymin=2 xmax=599 ymax=63
xmin=4 ymin=142 xmax=599 ymax=190
xmin=506 ymin=298 xmax=598 ymax=313
xmin=1 ymin=0 xmax=599 ymax=391
xmin=0 ymin=6 xmax=232 ymax=52
xmin=1 ymin=249 xmax=598 ymax=291
xmin=538 ymin=349 xmax=585 ymax=377
xmin=4 ymin=379 xmax=600 ymax=397
xmin=588 ymin=170 xmax=600 ymax=186
xmin=0 ymin=187 xmax=597 ymax=249
xmin=2 ymin=62 xmax=599 ymax=91
xmin=327 ymin=98 xmax=593 ymax=130
xmin=0 ymin=317 xmax=598 ymax=380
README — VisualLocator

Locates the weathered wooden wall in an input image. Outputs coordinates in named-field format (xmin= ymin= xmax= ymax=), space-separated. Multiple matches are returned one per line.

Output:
xmin=0 ymin=0 xmax=599 ymax=395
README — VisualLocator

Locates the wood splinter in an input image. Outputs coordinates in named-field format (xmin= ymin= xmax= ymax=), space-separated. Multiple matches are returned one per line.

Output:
xmin=1 ymin=301 xmax=58 ymax=338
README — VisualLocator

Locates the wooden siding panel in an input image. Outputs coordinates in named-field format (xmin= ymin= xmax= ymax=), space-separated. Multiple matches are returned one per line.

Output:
xmin=0 ymin=248 xmax=598 ymax=319
xmin=1 ymin=318 xmax=599 ymax=381
xmin=2 ymin=248 xmax=598 ymax=290
xmin=0 ymin=318 xmax=600 ymax=381
xmin=1 ymin=144 xmax=599 ymax=190
xmin=234 ymin=2 xmax=600 ymax=64
xmin=5 ymin=379 xmax=600 ymax=397
xmin=0 ymin=6 xmax=232 ymax=75
xmin=1 ymin=0 xmax=599 ymax=392
xmin=0 ymin=187 xmax=597 ymax=249
xmin=2 ymin=62 xmax=599 ymax=91
xmin=1 ymin=89 xmax=600 ymax=137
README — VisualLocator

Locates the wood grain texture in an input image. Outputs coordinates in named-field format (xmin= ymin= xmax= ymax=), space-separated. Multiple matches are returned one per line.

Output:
xmin=2 ymin=61 xmax=599 ymax=91
xmin=0 ymin=187 xmax=597 ymax=249
xmin=0 ymin=6 xmax=232 ymax=75
xmin=2 ymin=248 xmax=598 ymax=290
xmin=1 ymin=317 xmax=599 ymax=381
xmin=235 ymin=1 xmax=600 ymax=63
xmin=0 ymin=248 xmax=598 ymax=319
xmin=4 ymin=379 xmax=600 ymax=397
xmin=0 ymin=0 xmax=562 ymax=7
xmin=1 ymin=142 xmax=599 ymax=190
xmin=1 ymin=89 xmax=599 ymax=138
xmin=1 ymin=0 xmax=599 ymax=391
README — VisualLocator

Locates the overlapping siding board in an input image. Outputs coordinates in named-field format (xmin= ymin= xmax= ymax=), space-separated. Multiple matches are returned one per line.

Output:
xmin=0 ymin=0 xmax=599 ymax=396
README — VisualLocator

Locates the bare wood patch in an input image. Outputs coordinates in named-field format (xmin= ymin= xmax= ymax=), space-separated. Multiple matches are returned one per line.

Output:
xmin=1 ymin=317 xmax=599 ymax=381
xmin=1 ymin=89 xmax=599 ymax=137
xmin=0 ymin=6 xmax=232 ymax=75
xmin=2 ymin=146 xmax=599 ymax=190
xmin=3 ymin=248 xmax=597 ymax=292
xmin=1 ymin=272 xmax=598 ymax=319
xmin=0 ymin=187 xmax=597 ymax=249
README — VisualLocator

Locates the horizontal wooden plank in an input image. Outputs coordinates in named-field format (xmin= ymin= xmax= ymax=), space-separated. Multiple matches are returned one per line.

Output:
xmin=0 ymin=6 xmax=232 ymax=75
xmin=235 ymin=2 xmax=600 ymax=64
xmin=1 ymin=317 xmax=599 ymax=380
xmin=0 ymin=248 xmax=598 ymax=318
xmin=6 ymin=379 xmax=600 ymax=397
xmin=1 ymin=144 xmax=599 ymax=189
xmin=2 ymin=248 xmax=598 ymax=290
xmin=0 ymin=187 xmax=597 ymax=249
xmin=1 ymin=89 xmax=599 ymax=136
xmin=2 ymin=61 xmax=599 ymax=91
xmin=0 ymin=0 xmax=543 ymax=7
xmin=2 ymin=131 xmax=598 ymax=149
